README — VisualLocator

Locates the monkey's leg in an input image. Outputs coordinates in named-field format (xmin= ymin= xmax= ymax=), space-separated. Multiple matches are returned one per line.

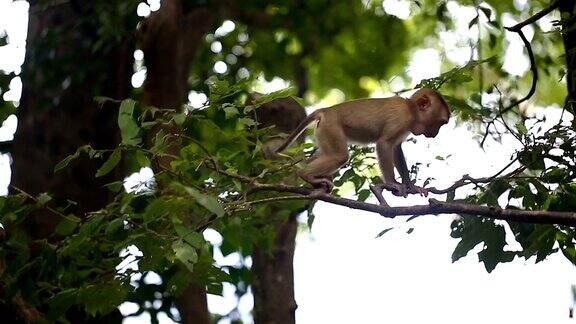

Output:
xmin=376 ymin=140 xmax=409 ymax=198
xmin=299 ymin=121 xmax=349 ymax=193
xmin=297 ymin=153 xmax=333 ymax=192
xmin=393 ymin=146 xmax=428 ymax=197
xmin=298 ymin=157 xmax=342 ymax=193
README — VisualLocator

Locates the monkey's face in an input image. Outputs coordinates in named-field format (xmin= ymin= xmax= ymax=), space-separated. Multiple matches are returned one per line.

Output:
xmin=415 ymin=104 xmax=450 ymax=138
xmin=423 ymin=120 xmax=447 ymax=137
xmin=410 ymin=88 xmax=451 ymax=138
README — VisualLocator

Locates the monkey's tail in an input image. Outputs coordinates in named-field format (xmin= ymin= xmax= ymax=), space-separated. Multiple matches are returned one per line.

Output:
xmin=274 ymin=110 xmax=321 ymax=153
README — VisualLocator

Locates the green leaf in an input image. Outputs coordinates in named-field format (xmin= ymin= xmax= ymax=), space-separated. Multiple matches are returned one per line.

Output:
xmin=152 ymin=129 xmax=167 ymax=154
xmin=561 ymin=246 xmax=576 ymax=265
xmin=79 ymin=281 xmax=129 ymax=316
xmin=375 ymin=227 xmax=393 ymax=238
xmin=488 ymin=20 xmax=500 ymax=29
xmin=105 ymin=218 xmax=125 ymax=240
xmin=55 ymin=154 xmax=78 ymax=173
xmin=306 ymin=201 xmax=316 ymax=230
xmin=173 ymin=112 xmax=186 ymax=126
xmin=451 ymin=217 xmax=482 ymax=262
xmin=209 ymin=79 xmax=230 ymax=102
xmin=96 ymin=148 xmax=121 ymax=178
xmin=37 ymin=192 xmax=52 ymax=206
xmin=174 ymin=223 xmax=204 ymax=248
xmin=451 ymin=215 xmax=514 ymax=272
xmin=178 ymin=185 xmax=225 ymax=217
xmin=523 ymin=225 xmax=557 ymax=262
xmin=223 ymin=104 xmax=239 ymax=119
xmin=118 ymin=99 xmax=141 ymax=146
xmin=251 ymin=87 xmax=294 ymax=107
xmin=515 ymin=122 xmax=528 ymax=135
xmin=48 ymin=288 xmax=78 ymax=319
xmin=479 ymin=6 xmax=492 ymax=19
xmin=172 ymin=240 xmax=198 ymax=272
xmin=468 ymin=16 xmax=478 ymax=29
xmin=135 ymin=150 xmax=150 ymax=167
xmin=239 ymin=117 xmax=257 ymax=127
xmin=54 ymin=145 xmax=93 ymax=173
xmin=357 ymin=189 xmax=371 ymax=202
xmin=542 ymin=168 xmax=567 ymax=184
xmin=406 ymin=215 xmax=421 ymax=222
xmin=0 ymin=104 xmax=16 ymax=123
xmin=55 ymin=215 xmax=81 ymax=236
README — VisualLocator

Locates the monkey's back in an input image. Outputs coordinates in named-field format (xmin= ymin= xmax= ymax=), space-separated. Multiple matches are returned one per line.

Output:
xmin=323 ymin=96 xmax=414 ymax=144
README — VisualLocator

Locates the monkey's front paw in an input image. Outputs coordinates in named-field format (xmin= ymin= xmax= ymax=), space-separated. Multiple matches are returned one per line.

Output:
xmin=388 ymin=182 xmax=408 ymax=197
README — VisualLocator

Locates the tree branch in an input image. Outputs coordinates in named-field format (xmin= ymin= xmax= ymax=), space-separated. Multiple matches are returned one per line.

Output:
xmin=427 ymin=160 xmax=524 ymax=194
xmin=246 ymin=182 xmax=576 ymax=226
xmin=479 ymin=2 xmax=559 ymax=146
xmin=214 ymin=167 xmax=576 ymax=226
xmin=506 ymin=1 xmax=560 ymax=32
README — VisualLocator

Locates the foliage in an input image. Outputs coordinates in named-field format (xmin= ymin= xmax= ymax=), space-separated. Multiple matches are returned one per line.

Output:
xmin=191 ymin=0 xmax=411 ymax=98
xmin=0 ymin=82 xmax=310 ymax=319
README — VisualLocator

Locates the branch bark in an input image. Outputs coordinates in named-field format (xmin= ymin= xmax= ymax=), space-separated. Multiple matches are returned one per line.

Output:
xmin=217 ymin=167 xmax=576 ymax=226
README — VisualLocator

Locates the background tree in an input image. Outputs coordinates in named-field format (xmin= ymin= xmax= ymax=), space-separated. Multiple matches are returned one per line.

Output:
xmin=0 ymin=0 xmax=574 ymax=323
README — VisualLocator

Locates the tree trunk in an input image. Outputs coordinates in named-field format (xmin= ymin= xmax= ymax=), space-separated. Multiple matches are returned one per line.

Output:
xmin=139 ymin=1 xmax=214 ymax=323
xmin=12 ymin=2 xmax=133 ymax=238
xmin=7 ymin=2 xmax=133 ymax=322
xmin=251 ymin=96 xmax=307 ymax=324
xmin=559 ymin=0 xmax=576 ymax=116
xmin=252 ymin=214 xmax=299 ymax=324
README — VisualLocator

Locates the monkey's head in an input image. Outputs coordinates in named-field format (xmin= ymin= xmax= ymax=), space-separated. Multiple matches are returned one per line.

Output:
xmin=409 ymin=88 xmax=450 ymax=138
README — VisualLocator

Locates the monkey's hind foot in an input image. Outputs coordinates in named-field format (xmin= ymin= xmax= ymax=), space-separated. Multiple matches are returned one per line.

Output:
xmin=300 ymin=173 xmax=334 ymax=193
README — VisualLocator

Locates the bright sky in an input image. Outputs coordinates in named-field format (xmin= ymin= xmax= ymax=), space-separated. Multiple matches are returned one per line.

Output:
xmin=1 ymin=0 xmax=575 ymax=323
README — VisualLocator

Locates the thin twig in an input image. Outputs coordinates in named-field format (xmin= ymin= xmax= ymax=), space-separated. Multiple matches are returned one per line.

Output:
xmin=506 ymin=1 xmax=560 ymax=32
xmin=428 ymin=156 xmax=523 ymax=194
xmin=480 ymin=2 xmax=560 ymax=146
xmin=236 ymin=195 xmax=309 ymax=206
xmin=9 ymin=186 xmax=78 ymax=222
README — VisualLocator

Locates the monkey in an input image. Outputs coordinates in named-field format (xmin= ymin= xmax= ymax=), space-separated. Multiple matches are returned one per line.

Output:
xmin=274 ymin=88 xmax=450 ymax=198
xmin=250 ymin=93 xmax=307 ymax=158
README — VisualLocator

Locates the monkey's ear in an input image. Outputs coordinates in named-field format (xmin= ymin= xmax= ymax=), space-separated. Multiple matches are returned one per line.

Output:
xmin=416 ymin=95 xmax=430 ymax=110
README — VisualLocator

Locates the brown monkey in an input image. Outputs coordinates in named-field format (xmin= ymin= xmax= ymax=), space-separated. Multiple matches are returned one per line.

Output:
xmin=275 ymin=88 xmax=450 ymax=197
xmin=250 ymin=93 xmax=307 ymax=157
